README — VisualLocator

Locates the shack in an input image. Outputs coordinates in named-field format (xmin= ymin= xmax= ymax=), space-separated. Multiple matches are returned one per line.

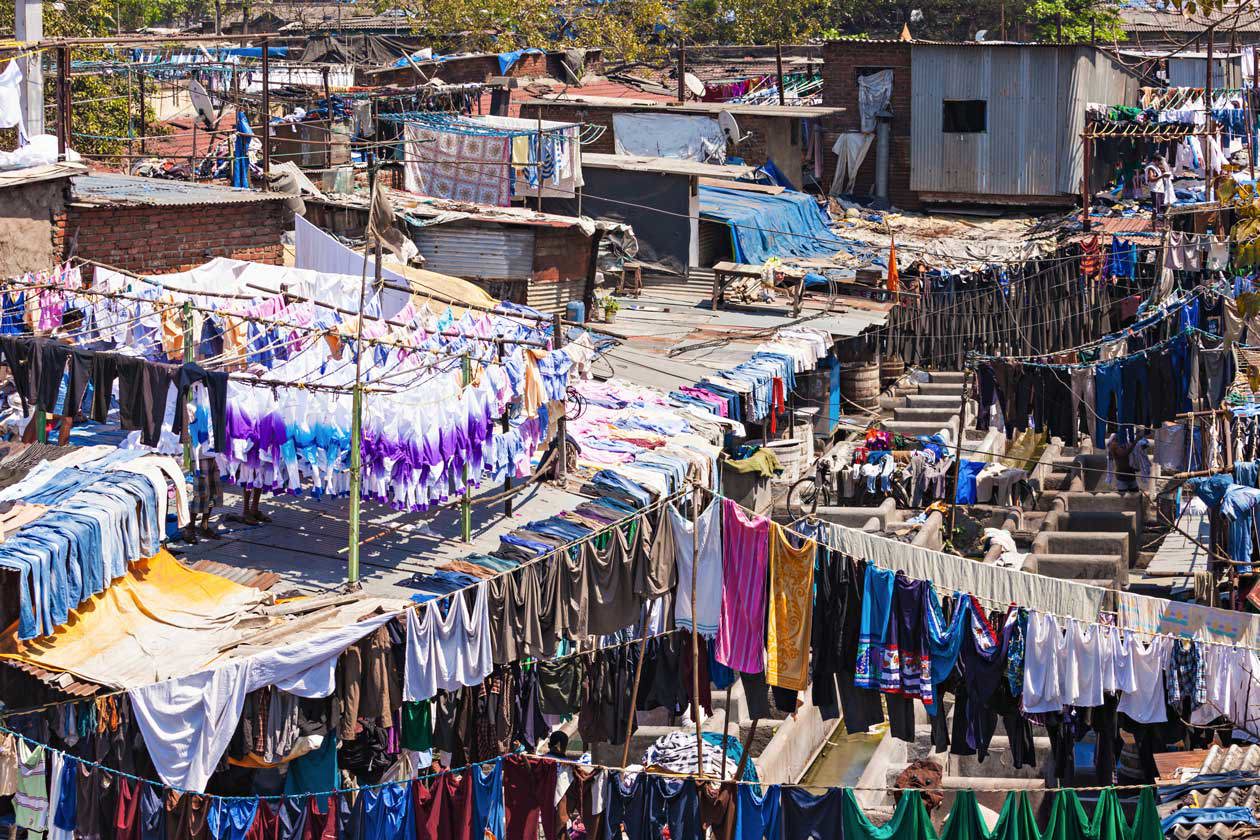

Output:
xmin=821 ymin=40 xmax=1140 ymax=209
xmin=540 ymin=153 xmax=759 ymax=272
xmin=303 ymin=190 xmax=615 ymax=313
xmin=518 ymin=94 xmax=841 ymax=190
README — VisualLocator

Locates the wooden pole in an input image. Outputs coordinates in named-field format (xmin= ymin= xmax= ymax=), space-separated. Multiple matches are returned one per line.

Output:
xmin=535 ymin=112 xmax=544 ymax=212
xmin=719 ymin=684 xmax=733 ymax=779
xmin=775 ymin=43 xmax=786 ymax=105
xmin=321 ymin=65 xmax=332 ymax=170
xmin=347 ymin=236 xmax=379 ymax=584
xmin=55 ymin=46 xmax=68 ymax=159
xmin=620 ymin=604 xmax=650 ymax=767
xmin=1206 ymin=25 xmax=1216 ymax=203
xmin=690 ymin=483 xmax=704 ymax=778
xmin=261 ymin=38 xmax=271 ymax=182
xmin=677 ymin=44 xmax=686 ymax=102
xmin=947 ymin=365 xmax=971 ymax=540
xmin=1252 ymin=45 xmax=1258 ymax=183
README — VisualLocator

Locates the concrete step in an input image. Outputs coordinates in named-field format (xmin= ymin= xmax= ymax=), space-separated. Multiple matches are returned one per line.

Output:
xmin=1028 ymin=553 xmax=1125 ymax=580
xmin=891 ymin=407 xmax=959 ymax=424
xmin=913 ymin=382 xmax=966 ymax=397
xmin=882 ymin=420 xmax=952 ymax=438
xmin=927 ymin=371 xmax=968 ymax=384
xmin=904 ymin=394 xmax=963 ymax=409
xmin=816 ymin=504 xmax=893 ymax=530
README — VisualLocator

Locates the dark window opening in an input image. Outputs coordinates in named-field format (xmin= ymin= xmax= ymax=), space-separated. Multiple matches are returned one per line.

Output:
xmin=942 ymin=99 xmax=986 ymax=133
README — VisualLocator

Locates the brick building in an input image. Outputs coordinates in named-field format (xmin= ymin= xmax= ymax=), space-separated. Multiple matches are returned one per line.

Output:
xmin=820 ymin=40 xmax=1139 ymax=209
xmin=64 ymin=174 xmax=291 ymax=276
xmin=0 ymin=169 xmax=290 ymax=279
xmin=518 ymin=95 xmax=840 ymax=190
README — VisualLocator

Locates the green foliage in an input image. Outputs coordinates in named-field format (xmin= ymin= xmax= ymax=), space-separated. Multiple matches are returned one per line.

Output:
xmin=0 ymin=0 xmax=172 ymax=156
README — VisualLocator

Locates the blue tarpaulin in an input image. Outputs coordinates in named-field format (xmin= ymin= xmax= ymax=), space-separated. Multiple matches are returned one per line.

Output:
xmin=220 ymin=46 xmax=287 ymax=58
xmin=498 ymin=47 xmax=543 ymax=73
xmin=698 ymin=184 xmax=842 ymax=264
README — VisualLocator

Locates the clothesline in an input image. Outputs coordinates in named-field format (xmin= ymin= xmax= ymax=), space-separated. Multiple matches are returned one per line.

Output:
xmin=0 ymin=720 xmax=1177 ymax=799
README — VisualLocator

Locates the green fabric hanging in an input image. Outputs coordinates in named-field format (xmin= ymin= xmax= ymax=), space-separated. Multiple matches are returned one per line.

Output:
xmin=842 ymin=788 xmax=939 ymax=840
xmin=862 ymin=788 xmax=1162 ymax=840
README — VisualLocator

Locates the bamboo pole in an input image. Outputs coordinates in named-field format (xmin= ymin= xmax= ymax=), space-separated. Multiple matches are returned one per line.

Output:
xmin=691 ymin=482 xmax=704 ymax=778
xmin=620 ymin=603 xmax=650 ymax=767
xmin=347 ymin=237 xmax=379 ymax=584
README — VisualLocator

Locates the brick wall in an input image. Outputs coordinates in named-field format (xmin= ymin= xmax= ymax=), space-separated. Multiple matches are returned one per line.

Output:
xmin=66 ymin=201 xmax=288 ymax=276
xmin=820 ymin=41 xmax=918 ymax=209
xmin=363 ymin=49 xmax=603 ymax=87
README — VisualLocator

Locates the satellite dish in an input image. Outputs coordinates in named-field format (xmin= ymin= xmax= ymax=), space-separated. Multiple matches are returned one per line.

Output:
xmin=719 ymin=110 xmax=749 ymax=143
xmin=188 ymin=79 xmax=218 ymax=131
xmin=975 ymin=29 xmax=989 ymax=40
xmin=684 ymin=72 xmax=705 ymax=98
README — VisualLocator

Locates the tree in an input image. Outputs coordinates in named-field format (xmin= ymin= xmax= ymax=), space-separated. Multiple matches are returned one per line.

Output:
xmin=0 ymin=0 xmax=174 ymax=156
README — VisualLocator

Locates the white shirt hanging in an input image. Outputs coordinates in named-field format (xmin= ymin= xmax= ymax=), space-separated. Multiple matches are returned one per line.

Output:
xmin=1116 ymin=636 xmax=1171 ymax=724
xmin=403 ymin=582 xmax=494 ymax=702
xmin=0 ymin=61 xmax=26 ymax=142
xmin=1023 ymin=611 xmax=1069 ymax=713
xmin=669 ymin=501 xmax=723 ymax=638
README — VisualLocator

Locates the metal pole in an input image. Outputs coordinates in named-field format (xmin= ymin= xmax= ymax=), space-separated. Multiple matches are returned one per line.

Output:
xmin=775 ymin=43 xmax=786 ymax=105
xmin=347 ymin=238 xmax=378 ymax=584
xmin=182 ymin=300 xmax=194 ymax=474
xmin=552 ymin=313 xmax=567 ymax=484
xmin=1252 ymin=47 xmax=1258 ymax=181
xmin=460 ymin=351 xmax=472 ymax=543
xmin=214 ymin=0 xmax=221 ymax=35
xmin=1081 ymin=131 xmax=1092 ymax=232
xmin=261 ymin=38 xmax=271 ymax=182
xmin=138 ymin=70 xmax=146 ymax=154
xmin=690 ymin=483 xmax=704 ymax=778
xmin=15 ymin=0 xmax=44 ymax=138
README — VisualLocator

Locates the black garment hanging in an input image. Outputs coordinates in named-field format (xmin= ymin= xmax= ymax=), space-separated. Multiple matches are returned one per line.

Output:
xmin=171 ymin=363 xmax=229 ymax=454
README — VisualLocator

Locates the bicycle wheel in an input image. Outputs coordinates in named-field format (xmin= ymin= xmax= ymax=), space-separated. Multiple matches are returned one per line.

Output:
xmin=786 ymin=476 xmax=822 ymax=519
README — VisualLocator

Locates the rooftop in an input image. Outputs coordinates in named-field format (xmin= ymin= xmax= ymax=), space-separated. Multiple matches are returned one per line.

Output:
xmin=581 ymin=152 xmax=761 ymax=179
xmin=523 ymin=92 xmax=843 ymax=118
xmin=597 ymin=272 xmax=889 ymax=392
xmin=69 ymin=173 xmax=291 ymax=207
xmin=0 ymin=162 xmax=88 ymax=189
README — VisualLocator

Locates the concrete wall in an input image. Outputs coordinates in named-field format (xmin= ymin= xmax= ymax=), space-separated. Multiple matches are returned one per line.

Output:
xmin=66 ymin=202 xmax=287 ymax=276
xmin=0 ymin=180 xmax=65 ymax=277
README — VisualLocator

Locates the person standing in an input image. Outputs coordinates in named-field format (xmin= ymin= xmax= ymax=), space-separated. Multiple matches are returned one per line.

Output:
xmin=1145 ymin=153 xmax=1175 ymax=222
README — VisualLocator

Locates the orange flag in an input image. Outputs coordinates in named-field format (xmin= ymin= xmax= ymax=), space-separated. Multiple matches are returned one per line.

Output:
xmin=887 ymin=237 xmax=900 ymax=295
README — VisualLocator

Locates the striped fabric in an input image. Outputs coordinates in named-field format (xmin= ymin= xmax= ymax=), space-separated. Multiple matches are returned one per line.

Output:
xmin=715 ymin=498 xmax=770 ymax=673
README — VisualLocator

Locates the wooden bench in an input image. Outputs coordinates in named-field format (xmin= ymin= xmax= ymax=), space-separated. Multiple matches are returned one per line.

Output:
xmin=710 ymin=261 xmax=808 ymax=314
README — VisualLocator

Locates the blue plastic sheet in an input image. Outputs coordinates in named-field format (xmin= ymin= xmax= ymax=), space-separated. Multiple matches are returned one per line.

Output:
xmin=699 ymin=184 xmax=841 ymax=264
xmin=497 ymin=47 xmax=544 ymax=73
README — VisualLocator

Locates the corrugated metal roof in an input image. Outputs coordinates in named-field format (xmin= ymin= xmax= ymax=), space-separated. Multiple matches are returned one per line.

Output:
xmin=1120 ymin=6 xmax=1260 ymax=33
xmin=70 ymin=174 xmax=290 ymax=207
xmin=188 ymin=559 xmax=283 ymax=591
xmin=0 ymin=162 xmax=88 ymax=189
xmin=525 ymin=94 xmax=842 ymax=118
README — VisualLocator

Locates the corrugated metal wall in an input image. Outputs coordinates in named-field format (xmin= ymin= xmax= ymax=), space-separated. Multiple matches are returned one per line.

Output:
xmin=910 ymin=45 xmax=1137 ymax=198
xmin=411 ymin=223 xmax=534 ymax=279
xmin=526 ymin=277 xmax=588 ymax=315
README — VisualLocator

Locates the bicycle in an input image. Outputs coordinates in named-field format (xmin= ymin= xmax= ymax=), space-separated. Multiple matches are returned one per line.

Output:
xmin=786 ymin=459 xmax=835 ymax=519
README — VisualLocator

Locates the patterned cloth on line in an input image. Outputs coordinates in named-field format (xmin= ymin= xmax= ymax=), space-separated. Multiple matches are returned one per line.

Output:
xmin=403 ymin=123 xmax=511 ymax=207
